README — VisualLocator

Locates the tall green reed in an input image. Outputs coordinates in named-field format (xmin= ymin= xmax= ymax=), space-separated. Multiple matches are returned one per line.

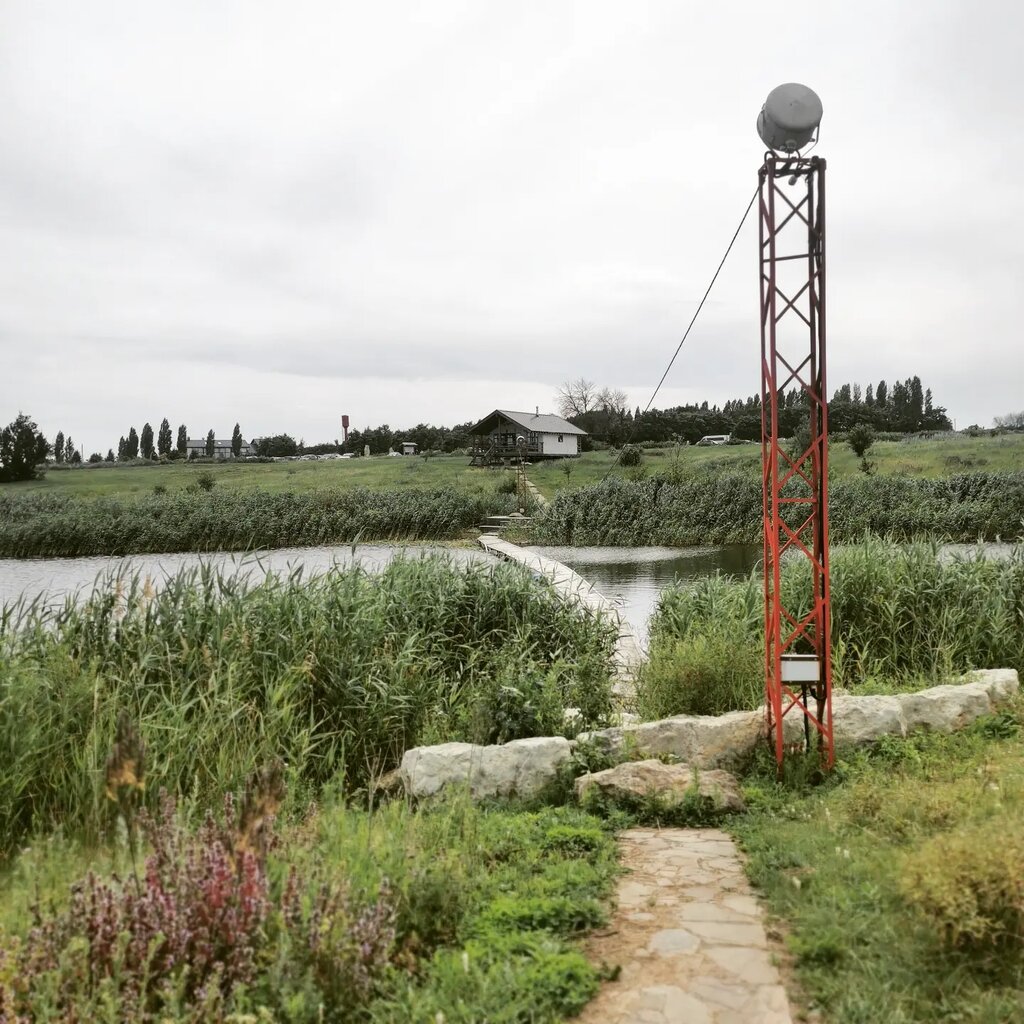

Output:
xmin=0 ymin=484 xmax=528 ymax=557
xmin=533 ymin=471 xmax=1024 ymax=546
xmin=0 ymin=555 xmax=616 ymax=854
xmin=639 ymin=538 xmax=1024 ymax=718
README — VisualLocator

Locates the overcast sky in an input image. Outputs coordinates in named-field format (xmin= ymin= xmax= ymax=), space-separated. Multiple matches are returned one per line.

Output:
xmin=1 ymin=0 xmax=1021 ymax=451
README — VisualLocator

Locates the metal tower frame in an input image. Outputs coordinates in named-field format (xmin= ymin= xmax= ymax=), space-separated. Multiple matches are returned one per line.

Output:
xmin=758 ymin=154 xmax=834 ymax=768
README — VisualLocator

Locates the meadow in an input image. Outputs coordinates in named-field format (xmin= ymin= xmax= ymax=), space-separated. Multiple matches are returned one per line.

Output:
xmin=5 ymin=431 xmax=1023 ymax=503
xmin=736 ymin=711 xmax=1024 ymax=1023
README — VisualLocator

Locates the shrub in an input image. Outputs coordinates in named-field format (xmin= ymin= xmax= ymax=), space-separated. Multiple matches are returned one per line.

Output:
xmin=900 ymin=817 xmax=1024 ymax=950
xmin=635 ymin=625 xmax=763 ymax=718
xmin=0 ymin=789 xmax=398 ymax=1021
xmin=618 ymin=444 xmax=641 ymax=467
xmin=847 ymin=423 xmax=876 ymax=460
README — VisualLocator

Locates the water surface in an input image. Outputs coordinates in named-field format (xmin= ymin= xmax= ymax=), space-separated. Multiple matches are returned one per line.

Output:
xmin=528 ymin=545 xmax=762 ymax=643
xmin=0 ymin=545 xmax=493 ymax=608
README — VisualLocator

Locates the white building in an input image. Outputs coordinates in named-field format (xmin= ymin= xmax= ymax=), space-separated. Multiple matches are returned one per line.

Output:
xmin=470 ymin=409 xmax=587 ymax=464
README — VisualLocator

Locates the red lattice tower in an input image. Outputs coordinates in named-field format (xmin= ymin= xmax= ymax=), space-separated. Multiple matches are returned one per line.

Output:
xmin=758 ymin=154 xmax=833 ymax=767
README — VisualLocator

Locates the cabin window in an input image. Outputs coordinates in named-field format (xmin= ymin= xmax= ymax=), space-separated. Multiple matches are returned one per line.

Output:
xmin=557 ymin=434 xmax=563 ymax=442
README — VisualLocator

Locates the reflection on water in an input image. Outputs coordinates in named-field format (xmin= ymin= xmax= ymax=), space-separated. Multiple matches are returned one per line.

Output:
xmin=0 ymin=545 xmax=494 ymax=609
xmin=528 ymin=545 xmax=762 ymax=643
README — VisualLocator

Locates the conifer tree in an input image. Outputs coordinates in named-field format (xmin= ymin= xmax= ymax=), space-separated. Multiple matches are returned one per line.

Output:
xmin=157 ymin=418 xmax=173 ymax=456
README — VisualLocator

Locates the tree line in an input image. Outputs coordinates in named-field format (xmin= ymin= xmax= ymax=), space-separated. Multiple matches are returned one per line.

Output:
xmin=552 ymin=375 xmax=953 ymax=446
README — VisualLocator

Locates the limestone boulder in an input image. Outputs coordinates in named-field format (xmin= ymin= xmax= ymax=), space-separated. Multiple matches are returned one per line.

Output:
xmin=579 ymin=709 xmax=763 ymax=770
xmin=832 ymin=694 xmax=905 ymax=747
xmin=899 ymin=682 xmax=993 ymax=733
xmin=966 ymin=668 xmax=1020 ymax=705
xmin=574 ymin=759 xmax=745 ymax=813
xmin=399 ymin=736 xmax=571 ymax=800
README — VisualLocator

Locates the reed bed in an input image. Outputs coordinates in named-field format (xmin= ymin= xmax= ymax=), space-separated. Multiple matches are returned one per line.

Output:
xmin=638 ymin=538 xmax=1024 ymax=718
xmin=0 ymin=555 xmax=616 ymax=853
xmin=533 ymin=471 xmax=1024 ymax=547
xmin=0 ymin=484 xmax=526 ymax=557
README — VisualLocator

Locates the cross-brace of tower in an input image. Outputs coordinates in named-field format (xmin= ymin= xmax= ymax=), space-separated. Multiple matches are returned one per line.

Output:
xmin=758 ymin=154 xmax=834 ymax=768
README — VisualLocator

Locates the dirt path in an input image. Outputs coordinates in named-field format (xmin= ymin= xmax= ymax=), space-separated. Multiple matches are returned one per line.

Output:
xmin=579 ymin=828 xmax=793 ymax=1024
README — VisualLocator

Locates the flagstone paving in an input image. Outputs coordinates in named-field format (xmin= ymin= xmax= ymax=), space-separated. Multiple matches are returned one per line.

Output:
xmin=578 ymin=828 xmax=793 ymax=1024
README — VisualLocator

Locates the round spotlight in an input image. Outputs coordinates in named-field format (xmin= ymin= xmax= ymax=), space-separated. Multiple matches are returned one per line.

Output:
xmin=757 ymin=83 xmax=823 ymax=153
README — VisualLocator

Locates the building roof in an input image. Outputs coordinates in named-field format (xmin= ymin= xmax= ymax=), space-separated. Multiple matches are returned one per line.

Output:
xmin=470 ymin=409 xmax=588 ymax=436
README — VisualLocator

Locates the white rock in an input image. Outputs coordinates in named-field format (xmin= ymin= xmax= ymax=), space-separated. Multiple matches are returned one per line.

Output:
xmin=579 ymin=710 xmax=763 ymax=770
xmin=964 ymin=668 xmax=1020 ymax=704
xmin=899 ymin=683 xmax=992 ymax=733
xmin=832 ymin=694 xmax=905 ymax=746
xmin=400 ymin=736 xmax=571 ymax=800
xmin=574 ymin=759 xmax=746 ymax=813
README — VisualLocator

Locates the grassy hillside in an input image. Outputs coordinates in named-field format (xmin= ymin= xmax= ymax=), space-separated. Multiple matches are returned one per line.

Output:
xmin=5 ymin=433 xmax=1022 ymax=503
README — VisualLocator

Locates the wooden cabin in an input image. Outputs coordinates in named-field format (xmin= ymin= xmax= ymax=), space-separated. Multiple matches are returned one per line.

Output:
xmin=469 ymin=409 xmax=586 ymax=465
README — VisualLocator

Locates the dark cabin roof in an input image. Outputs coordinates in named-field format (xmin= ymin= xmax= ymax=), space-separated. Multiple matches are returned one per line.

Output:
xmin=470 ymin=409 xmax=588 ymax=436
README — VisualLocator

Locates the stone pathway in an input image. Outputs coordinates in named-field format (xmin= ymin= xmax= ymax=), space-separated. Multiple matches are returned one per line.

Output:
xmin=578 ymin=828 xmax=793 ymax=1024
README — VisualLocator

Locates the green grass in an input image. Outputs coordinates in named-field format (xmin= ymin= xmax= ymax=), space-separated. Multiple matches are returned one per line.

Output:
xmin=8 ymin=433 xmax=1023 ymax=504
xmin=527 ymin=432 xmax=1024 ymax=499
xmin=734 ymin=706 xmax=1024 ymax=1022
xmin=0 ymin=556 xmax=616 ymax=854
xmin=3 ymin=454 xmax=514 ymax=500
xmin=637 ymin=538 xmax=1024 ymax=718
xmin=0 ymin=795 xmax=621 ymax=1022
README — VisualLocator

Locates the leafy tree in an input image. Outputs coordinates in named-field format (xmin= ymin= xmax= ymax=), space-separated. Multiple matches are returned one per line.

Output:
xmin=876 ymin=379 xmax=888 ymax=408
xmin=847 ymin=423 xmax=875 ymax=460
xmin=105 ymin=449 xmax=115 ymax=462
xmin=88 ymin=452 xmax=103 ymax=463
xmin=205 ymin=430 xmax=215 ymax=457
xmin=54 ymin=430 xmax=65 ymax=464
xmin=140 ymin=422 xmax=155 ymax=460
xmin=994 ymin=410 xmax=1024 ymax=430
xmin=231 ymin=423 xmax=243 ymax=458
xmin=0 ymin=413 xmax=50 ymax=482
xmin=117 ymin=436 xmax=127 ymax=461
xmin=65 ymin=437 xmax=75 ymax=463
xmin=70 ymin=448 xmax=82 ymax=464
xmin=253 ymin=434 xmax=299 ymax=458
xmin=157 ymin=418 xmax=173 ymax=457
xmin=127 ymin=427 xmax=139 ymax=459
xmin=176 ymin=424 xmax=188 ymax=456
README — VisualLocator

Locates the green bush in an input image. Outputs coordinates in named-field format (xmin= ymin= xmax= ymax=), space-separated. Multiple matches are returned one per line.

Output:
xmin=636 ymin=625 xmax=763 ymax=718
xmin=618 ymin=444 xmax=642 ymax=467
xmin=900 ymin=817 xmax=1024 ymax=950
